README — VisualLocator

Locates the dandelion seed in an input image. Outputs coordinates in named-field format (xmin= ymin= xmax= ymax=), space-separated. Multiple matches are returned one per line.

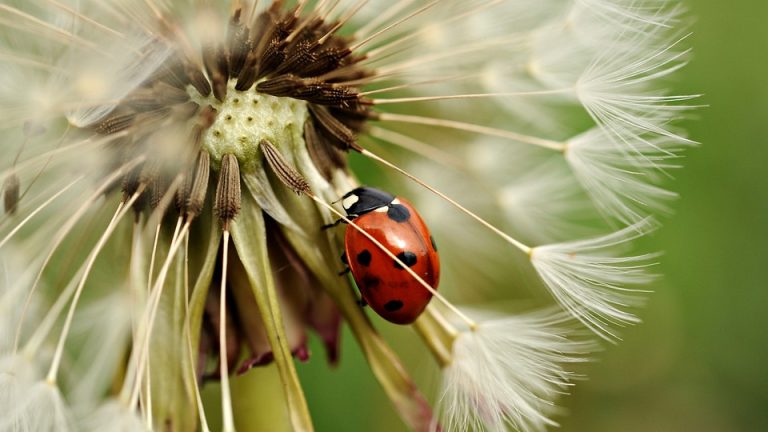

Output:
xmin=530 ymin=219 xmax=660 ymax=340
xmin=1 ymin=375 xmax=74 ymax=432
xmin=0 ymin=0 xmax=693 ymax=430
xmin=81 ymin=400 xmax=146 ymax=432
xmin=426 ymin=308 xmax=595 ymax=432
xmin=566 ymin=126 xmax=682 ymax=224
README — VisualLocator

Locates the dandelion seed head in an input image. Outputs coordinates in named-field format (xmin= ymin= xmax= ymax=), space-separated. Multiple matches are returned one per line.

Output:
xmin=0 ymin=0 xmax=695 ymax=429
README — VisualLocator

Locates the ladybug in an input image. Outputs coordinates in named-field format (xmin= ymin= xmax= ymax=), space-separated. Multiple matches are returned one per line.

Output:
xmin=338 ymin=186 xmax=440 ymax=325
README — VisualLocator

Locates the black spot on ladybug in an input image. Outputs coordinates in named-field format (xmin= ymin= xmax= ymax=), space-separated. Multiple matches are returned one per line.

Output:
xmin=430 ymin=235 xmax=438 ymax=251
xmin=384 ymin=300 xmax=404 ymax=311
xmin=387 ymin=204 xmax=411 ymax=222
xmin=356 ymin=250 xmax=372 ymax=266
xmin=361 ymin=275 xmax=379 ymax=289
xmin=394 ymin=251 xmax=417 ymax=269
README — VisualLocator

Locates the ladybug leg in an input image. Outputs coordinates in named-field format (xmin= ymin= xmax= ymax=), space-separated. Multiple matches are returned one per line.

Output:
xmin=356 ymin=298 xmax=368 ymax=308
xmin=337 ymin=252 xmax=350 ymax=276
xmin=321 ymin=218 xmax=345 ymax=230
xmin=321 ymin=214 xmax=356 ymax=230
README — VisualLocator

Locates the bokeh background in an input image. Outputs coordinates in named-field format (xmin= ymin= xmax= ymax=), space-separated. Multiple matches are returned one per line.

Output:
xmin=558 ymin=1 xmax=768 ymax=430
xmin=206 ymin=1 xmax=768 ymax=431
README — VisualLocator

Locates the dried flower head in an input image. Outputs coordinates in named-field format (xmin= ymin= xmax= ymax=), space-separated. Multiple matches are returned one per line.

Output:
xmin=0 ymin=1 xmax=694 ymax=431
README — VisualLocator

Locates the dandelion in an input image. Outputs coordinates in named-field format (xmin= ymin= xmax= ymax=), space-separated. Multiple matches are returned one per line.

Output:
xmin=0 ymin=1 xmax=693 ymax=431
xmin=432 ymin=310 xmax=595 ymax=432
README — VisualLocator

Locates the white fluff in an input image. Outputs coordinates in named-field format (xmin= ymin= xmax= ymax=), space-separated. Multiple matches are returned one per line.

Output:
xmin=68 ymin=291 xmax=133 ymax=410
xmin=59 ymin=34 xmax=173 ymax=127
xmin=530 ymin=219 xmax=659 ymax=340
xmin=80 ymin=400 xmax=147 ymax=432
xmin=497 ymin=160 xmax=590 ymax=244
xmin=566 ymin=127 xmax=682 ymax=224
xmin=436 ymin=310 xmax=592 ymax=432
xmin=0 ymin=253 xmax=43 ymax=355
xmin=575 ymin=22 xmax=696 ymax=151
xmin=0 ymin=375 xmax=73 ymax=432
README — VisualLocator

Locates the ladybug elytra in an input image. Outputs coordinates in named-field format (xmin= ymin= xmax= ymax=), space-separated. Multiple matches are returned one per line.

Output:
xmin=339 ymin=187 xmax=440 ymax=325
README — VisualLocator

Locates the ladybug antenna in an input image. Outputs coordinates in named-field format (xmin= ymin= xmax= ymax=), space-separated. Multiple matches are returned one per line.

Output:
xmin=358 ymin=148 xmax=533 ymax=256
xmin=307 ymin=193 xmax=479 ymax=331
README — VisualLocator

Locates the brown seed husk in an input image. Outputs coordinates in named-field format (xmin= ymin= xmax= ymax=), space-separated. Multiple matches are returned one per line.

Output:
xmin=215 ymin=154 xmax=242 ymax=224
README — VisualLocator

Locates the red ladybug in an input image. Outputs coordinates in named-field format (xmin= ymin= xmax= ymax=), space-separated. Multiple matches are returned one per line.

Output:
xmin=339 ymin=187 xmax=440 ymax=325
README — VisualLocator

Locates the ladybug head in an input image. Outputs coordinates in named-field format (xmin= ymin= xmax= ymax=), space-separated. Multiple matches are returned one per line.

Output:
xmin=341 ymin=187 xmax=395 ymax=216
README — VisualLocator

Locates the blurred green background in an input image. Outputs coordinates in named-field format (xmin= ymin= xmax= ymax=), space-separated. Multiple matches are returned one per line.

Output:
xmin=221 ymin=1 xmax=768 ymax=431
xmin=559 ymin=1 xmax=768 ymax=431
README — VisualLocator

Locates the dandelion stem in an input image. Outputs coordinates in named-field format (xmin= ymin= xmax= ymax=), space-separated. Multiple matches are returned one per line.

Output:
xmin=353 ymin=0 xmax=414 ymax=40
xmin=370 ymin=88 xmax=573 ymax=105
xmin=219 ymin=230 xmax=236 ymax=432
xmin=286 ymin=1 xmax=324 ymax=43
xmin=358 ymin=73 xmax=476 ymax=96
xmin=315 ymin=0 xmax=341 ymax=20
xmin=413 ymin=306 xmax=465 ymax=367
xmin=128 ymin=215 xmax=151 ymax=427
xmin=349 ymin=0 xmax=439 ymax=52
xmin=147 ymin=223 xmax=162 ymax=292
xmin=46 ymin=186 xmax=145 ymax=384
xmin=16 ymin=159 xmax=144 ymax=355
xmin=0 ymin=4 xmax=98 ymax=50
xmin=11 ymin=138 xmax=26 ymax=167
xmin=364 ymin=126 xmax=466 ymax=170
xmin=0 ymin=133 xmax=119 ymax=186
xmin=0 ymin=52 xmax=57 ymax=70
xmin=17 ymin=124 xmax=72 ymax=209
xmin=127 ymin=218 xmax=191 ymax=410
xmin=376 ymin=112 xmax=567 ymax=152
xmin=308 ymin=193 xmax=478 ymax=330
xmin=362 ymin=0 xmax=504 ymax=60
xmin=182 ymin=232 xmax=211 ymax=432
xmin=45 ymin=0 xmax=127 ymax=39
xmin=359 ymin=148 xmax=533 ymax=256
xmin=318 ymin=0 xmax=368 ymax=45
xmin=0 ymin=176 xmax=83 ymax=249
xmin=141 ymin=221 xmax=163 ymax=429
xmin=311 ymin=0 xmax=334 ymax=16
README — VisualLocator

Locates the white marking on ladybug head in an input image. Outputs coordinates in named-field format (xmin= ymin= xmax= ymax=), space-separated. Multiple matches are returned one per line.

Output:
xmin=391 ymin=198 xmax=401 ymax=205
xmin=374 ymin=206 xmax=389 ymax=213
xmin=342 ymin=194 xmax=359 ymax=210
